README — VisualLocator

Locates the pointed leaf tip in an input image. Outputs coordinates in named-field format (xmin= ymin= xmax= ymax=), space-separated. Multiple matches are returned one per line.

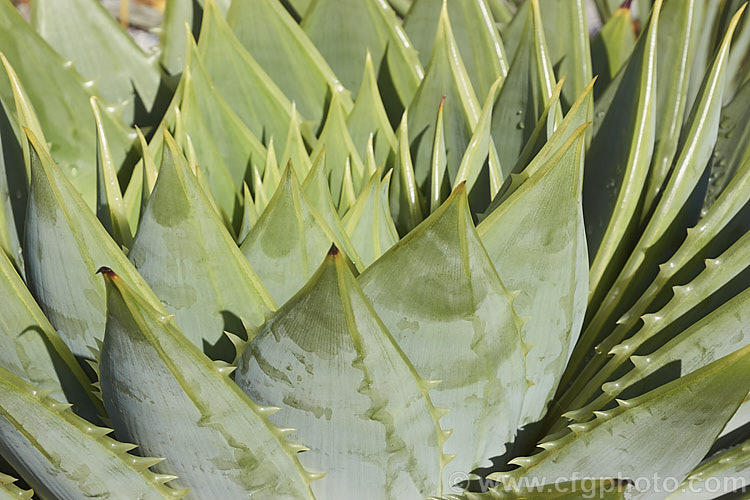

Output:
xmin=328 ymin=243 xmax=340 ymax=256
xmin=96 ymin=266 xmax=117 ymax=279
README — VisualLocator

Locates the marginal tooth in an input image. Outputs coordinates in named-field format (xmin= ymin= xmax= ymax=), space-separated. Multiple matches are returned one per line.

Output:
xmin=257 ymin=406 xmax=280 ymax=417
xmin=152 ymin=474 xmax=179 ymax=484
xmin=49 ymin=402 xmax=74 ymax=412
xmin=107 ymin=441 xmax=138 ymax=453
xmin=212 ymin=360 xmax=237 ymax=376
xmin=420 ymin=379 xmax=441 ymax=391
xmin=287 ymin=442 xmax=309 ymax=453
xmin=593 ymin=410 xmax=611 ymax=419
xmin=306 ymin=471 xmax=326 ymax=482
xmin=128 ymin=456 xmax=165 ymax=469
xmin=29 ymin=388 xmax=53 ymax=399
xmin=441 ymin=429 xmax=453 ymax=441
xmin=568 ymin=423 xmax=589 ymax=433
xmin=538 ymin=441 xmax=559 ymax=450
xmin=85 ymin=425 xmax=113 ymax=437
xmin=508 ymin=456 xmax=534 ymax=467
xmin=433 ymin=407 xmax=451 ymax=419
xmin=615 ymin=398 xmax=634 ymax=408
xmin=630 ymin=355 xmax=652 ymax=370
xmin=444 ymin=453 xmax=457 ymax=465
xmin=276 ymin=427 xmax=295 ymax=437
xmin=602 ymin=381 xmax=621 ymax=395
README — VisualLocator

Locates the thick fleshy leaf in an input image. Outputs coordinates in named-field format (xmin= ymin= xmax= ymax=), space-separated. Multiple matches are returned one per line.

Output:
xmin=23 ymin=130 xmax=158 ymax=360
xmin=196 ymin=0 xmax=305 ymax=147
xmin=667 ymin=440 xmax=750 ymax=499
xmin=404 ymin=0 xmax=508 ymax=99
xmin=359 ymin=186 xmax=525 ymax=485
xmin=343 ymin=169 xmax=399 ymax=267
xmin=92 ymin=97 xmax=132 ymax=250
xmin=0 ymin=366 xmax=184 ymax=499
xmin=490 ymin=0 xmax=559 ymax=178
xmin=346 ymin=53 xmax=398 ymax=168
xmin=128 ymin=133 xmax=275 ymax=361
xmin=390 ymin=112 xmax=426 ymax=233
xmin=301 ymin=152 xmax=365 ymax=270
xmin=0 ymin=1 xmax=134 ymax=209
xmin=302 ymin=0 xmax=423 ymax=106
xmin=31 ymin=0 xmax=164 ymax=124
xmin=439 ymin=479 xmax=631 ymax=499
xmin=280 ymin=104 xmax=313 ymax=180
xmin=0 ymin=249 xmax=97 ymax=420
xmin=641 ymin=0 xmax=696 ymax=216
xmin=568 ymin=6 xmax=745 ymax=404
xmin=309 ymin=93 xmax=366 ymax=202
xmin=227 ymin=0 xmax=352 ymax=130
xmin=98 ymin=269 xmax=317 ymax=498
xmin=236 ymin=248 xmax=448 ymax=499
xmin=590 ymin=6 xmax=637 ymax=95
xmin=407 ymin=3 xmax=480 ymax=190
xmin=539 ymin=0 xmax=592 ymax=111
xmin=703 ymin=76 xmax=750 ymax=211
xmin=159 ymin=0 xmax=230 ymax=76
xmin=478 ymin=126 xmax=588 ymax=427
xmin=490 ymin=344 xmax=750 ymax=500
xmin=0 ymin=473 xmax=32 ymax=500
xmin=583 ymin=0 xmax=661 ymax=314
xmin=240 ymin=166 xmax=345 ymax=306
xmin=567 ymin=283 xmax=750 ymax=424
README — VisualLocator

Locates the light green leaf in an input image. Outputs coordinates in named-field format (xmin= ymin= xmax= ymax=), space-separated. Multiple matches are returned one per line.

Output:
xmin=343 ymin=169 xmax=399 ymax=267
xmin=0 ymin=365 xmax=185 ymax=499
xmin=227 ymin=0 xmax=352 ymax=130
xmin=98 ymin=269 xmax=316 ymax=498
xmin=359 ymin=186 xmax=525 ymax=485
xmin=539 ymin=0 xmax=592 ymax=111
xmin=197 ymin=0 xmax=305 ymax=148
xmin=490 ymin=0 xmax=559 ymax=179
xmin=478 ymin=126 xmax=588 ymax=427
xmin=280 ymin=104 xmax=313 ymax=180
xmin=303 ymin=0 xmax=423 ymax=107
xmin=405 ymin=0 xmax=508 ymax=99
xmin=159 ymin=0 xmax=230 ymax=76
xmin=0 ymin=249 xmax=98 ymax=420
xmin=31 ymin=0 xmax=164 ymax=124
xmin=347 ymin=52 xmax=398 ymax=168
xmin=568 ymin=5 xmax=745 ymax=408
xmin=92 ymin=97 xmax=133 ymax=250
xmin=491 ymin=344 xmax=750 ymax=500
xmin=703 ymin=76 xmax=750 ymax=211
xmin=584 ymin=0 xmax=661 ymax=316
xmin=236 ymin=246 xmax=448 ymax=499
xmin=407 ymin=3 xmax=480 ymax=191
xmin=0 ymin=101 xmax=23 ymax=271
xmin=0 ymin=2 xmax=134 ymax=209
xmin=667 ymin=440 xmax=750 ymax=499
xmin=390 ymin=112 xmax=426 ymax=233
xmin=301 ymin=152 xmax=365 ymax=270
xmin=241 ymin=165 xmax=344 ymax=307
xmin=23 ymin=129 xmax=158 ymax=361
xmin=128 ymin=133 xmax=275 ymax=361
xmin=641 ymin=0 xmax=696 ymax=217
xmin=309 ymin=93 xmax=366 ymax=202
xmin=0 ymin=473 xmax=32 ymax=500
xmin=590 ymin=6 xmax=637 ymax=95
xmin=238 ymin=182 xmax=257 ymax=244
xmin=429 ymin=96 xmax=449 ymax=213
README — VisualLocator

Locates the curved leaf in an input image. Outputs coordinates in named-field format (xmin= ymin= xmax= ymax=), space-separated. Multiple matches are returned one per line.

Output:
xmin=236 ymin=247 xmax=448 ymax=499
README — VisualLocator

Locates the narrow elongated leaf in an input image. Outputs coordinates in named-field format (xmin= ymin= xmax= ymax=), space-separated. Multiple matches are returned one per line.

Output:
xmin=92 ymin=98 xmax=133 ymax=249
xmin=0 ymin=1 xmax=134 ymax=208
xmin=359 ymin=186 xmax=525 ymax=485
xmin=391 ymin=112 xmax=426 ymax=233
xmin=32 ymin=0 xmax=164 ymax=124
xmin=128 ymin=133 xmax=275 ymax=361
xmin=441 ymin=479 xmax=631 ymax=499
xmin=641 ymin=0 xmax=696 ymax=216
xmin=0 ymin=100 xmax=23 ymax=271
xmin=539 ymin=0 xmax=592 ymax=111
xmin=343 ymin=169 xmax=399 ymax=267
xmin=240 ymin=166 xmax=346 ymax=306
xmin=280 ymin=104 xmax=313 ymax=180
xmin=309 ymin=93 xmax=366 ymax=202
xmin=491 ymin=344 xmax=750 ymax=500
xmin=197 ymin=0 xmax=305 ymax=147
xmin=570 ymin=6 xmax=745 ymax=403
xmin=303 ymin=0 xmax=423 ymax=106
xmin=227 ymin=0 xmax=352 ymax=129
xmin=23 ymin=130 xmax=158 ymax=360
xmin=405 ymin=0 xmax=508 ymax=99
xmin=407 ymin=4 xmax=480 ymax=190
xmin=0 ymin=249 xmax=97 ymax=420
xmin=667 ymin=440 xmax=750 ymax=499
xmin=478 ymin=126 xmax=588 ymax=427
xmin=584 ymin=0 xmax=661 ymax=314
xmin=590 ymin=6 xmax=637 ymax=94
xmin=98 ymin=269 xmax=316 ymax=498
xmin=0 ymin=366 xmax=184 ymax=499
xmin=236 ymin=247 xmax=448 ymax=499
xmin=490 ymin=0 xmax=559 ymax=178
xmin=347 ymin=53 xmax=398 ymax=168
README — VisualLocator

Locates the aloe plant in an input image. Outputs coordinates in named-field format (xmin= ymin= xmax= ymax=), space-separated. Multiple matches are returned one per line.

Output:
xmin=0 ymin=0 xmax=749 ymax=498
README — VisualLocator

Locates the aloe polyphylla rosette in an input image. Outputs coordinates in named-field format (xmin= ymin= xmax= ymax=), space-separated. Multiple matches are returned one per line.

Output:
xmin=0 ymin=0 xmax=749 ymax=498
